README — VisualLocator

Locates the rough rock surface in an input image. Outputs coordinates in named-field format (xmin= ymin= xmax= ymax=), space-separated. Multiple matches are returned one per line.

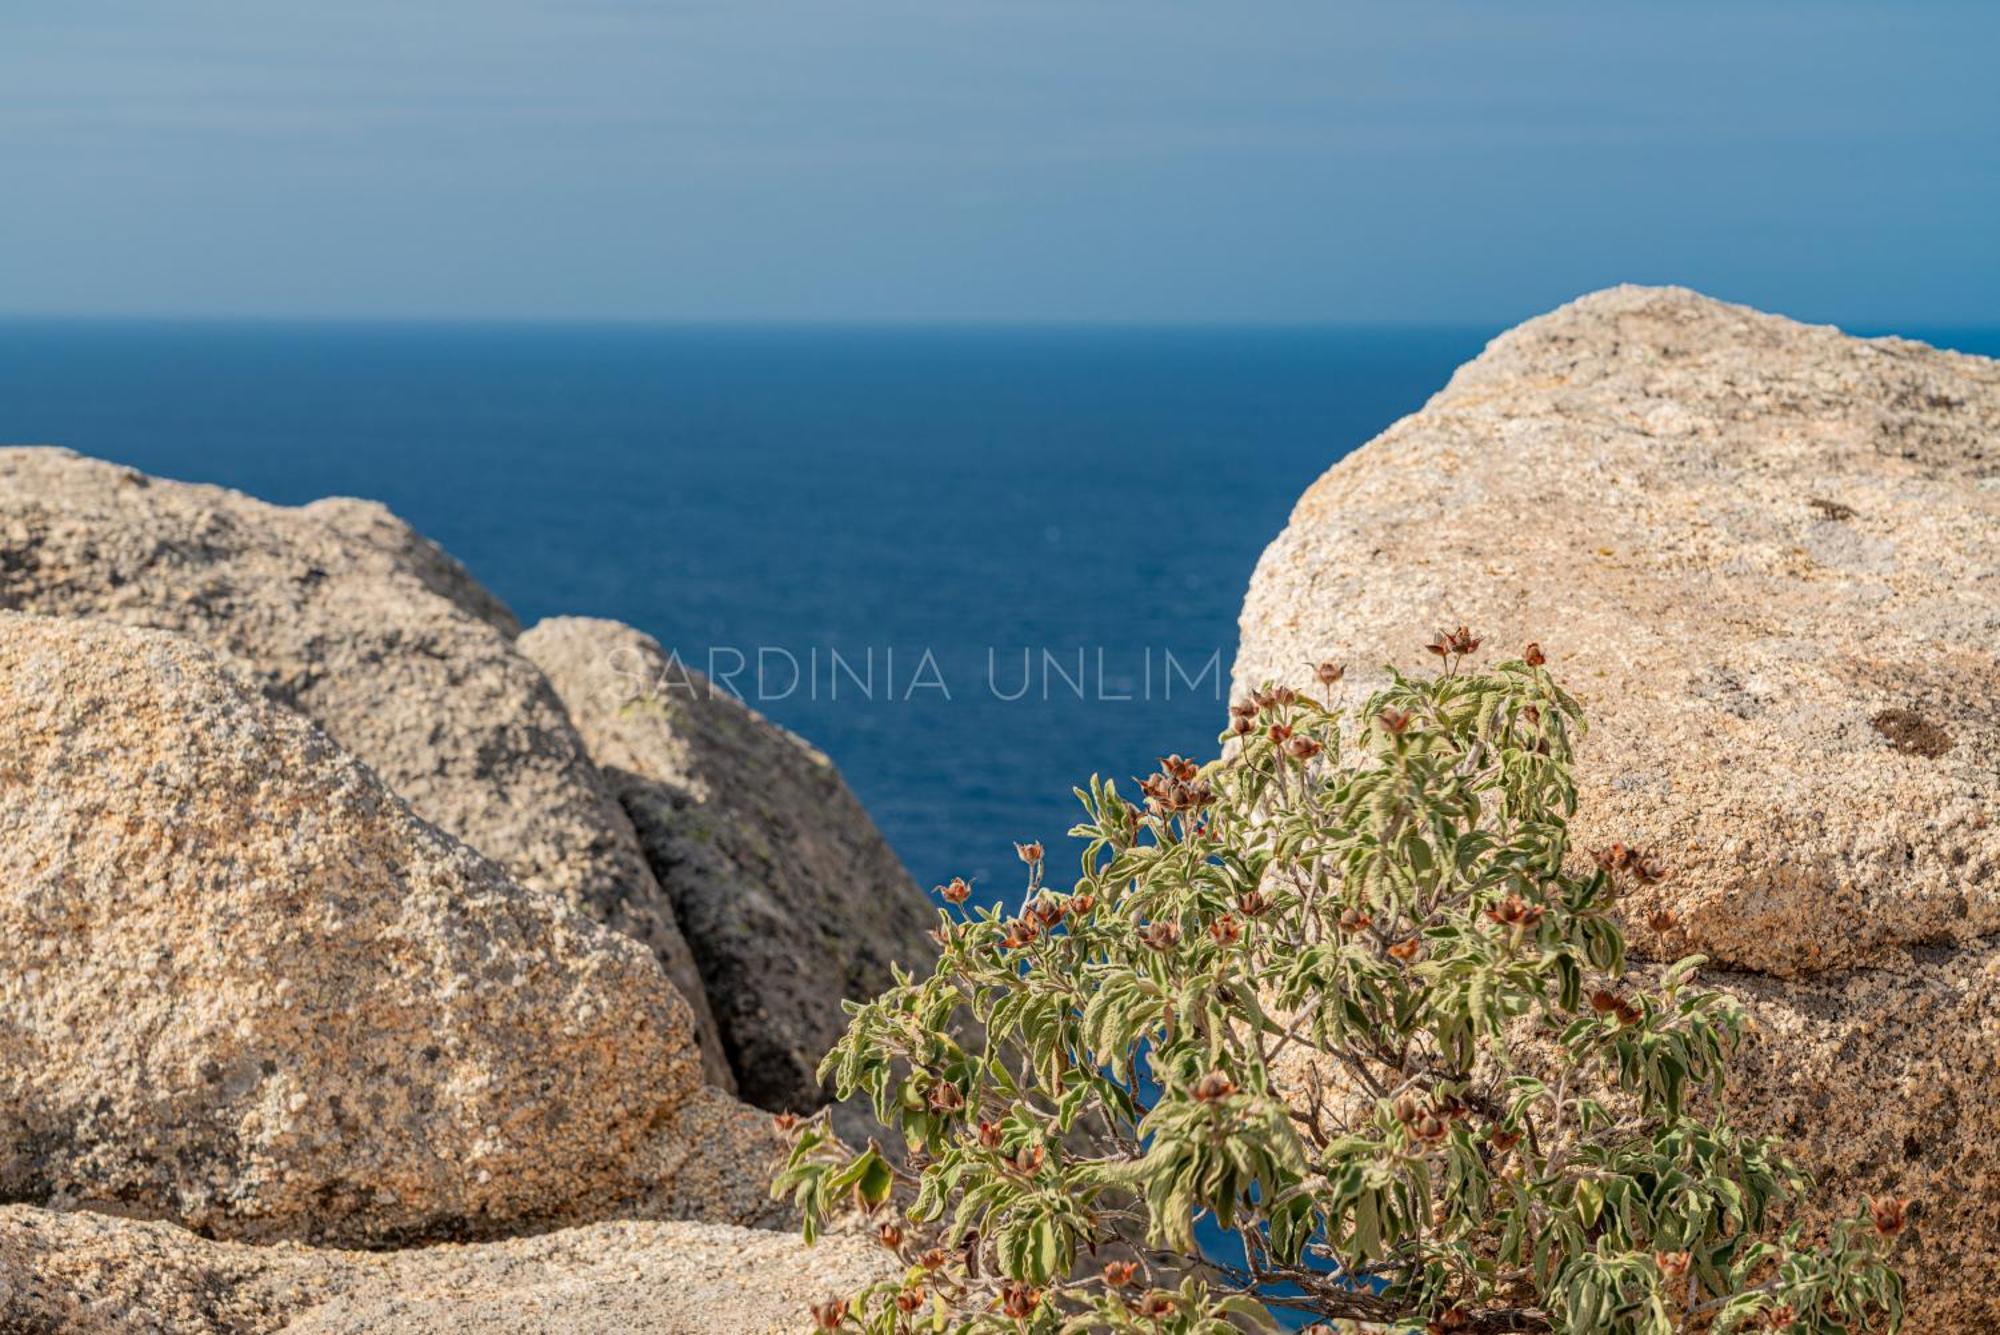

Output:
xmin=0 ymin=448 xmax=728 ymax=1086
xmin=1709 ymin=946 xmax=2000 ymax=1333
xmin=519 ymin=617 xmax=937 ymax=1113
xmin=1236 ymin=286 xmax=2000 ymax=1332
xmin=0 ymin=613 xmax=780 ymax=1245
xmin=1236 ymin=286 xmax=1998 ymax=977
xmin=0 ymin=1205 xmax=894 ymax=1334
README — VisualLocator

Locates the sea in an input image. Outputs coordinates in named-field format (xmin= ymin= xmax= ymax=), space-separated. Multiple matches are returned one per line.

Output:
xmin=2 ymin=319 xmax=1992 ymax=908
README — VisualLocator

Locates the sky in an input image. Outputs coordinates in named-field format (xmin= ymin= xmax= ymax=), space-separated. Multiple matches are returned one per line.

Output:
xmin=2 ymin=1 xmax=1996 ymax=326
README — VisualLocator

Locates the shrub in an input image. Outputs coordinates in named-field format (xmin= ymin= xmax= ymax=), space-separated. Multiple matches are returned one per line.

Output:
xmin=777 ymin=639 xmax=1904 ymax=1333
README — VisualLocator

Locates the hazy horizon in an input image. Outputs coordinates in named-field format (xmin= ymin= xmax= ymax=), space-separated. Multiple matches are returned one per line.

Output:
xmin=4 ymin=2 xmax=1996 ymax=328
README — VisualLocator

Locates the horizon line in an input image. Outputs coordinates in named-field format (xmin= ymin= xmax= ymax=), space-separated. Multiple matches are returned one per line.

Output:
xmin=4 ymin=310 xmax=1996 ymax=338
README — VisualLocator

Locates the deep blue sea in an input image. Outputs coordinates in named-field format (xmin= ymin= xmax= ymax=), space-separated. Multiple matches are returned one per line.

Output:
xmin=3 ymin=320 xmax=1993 ymax=906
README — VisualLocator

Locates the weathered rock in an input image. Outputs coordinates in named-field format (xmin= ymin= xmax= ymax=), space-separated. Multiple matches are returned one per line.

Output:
xmin=518 ymin=617 xmax=936 ymax=1113
xmin=0 ymin=448 xmax=728 ymax=1086
xmin=0 ymin=613 xmax=784 ymax=1245
xmin=1235 ymin=286 xmax=1998 ymax=978
xmin=1235 ymin=285 xmax=2000 ymax=1332
xmin=0 ymin=1204 xmax=894 ymax=1334
xmin=299 ymin=496 xmax=522 ymax=636
xmin=1709 ymin=946 xmax=2000 ymax=1333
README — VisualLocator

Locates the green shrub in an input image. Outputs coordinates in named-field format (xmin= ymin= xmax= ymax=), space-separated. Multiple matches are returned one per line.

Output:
xmin=778 ymin=638 xmax=1904 ymax=1333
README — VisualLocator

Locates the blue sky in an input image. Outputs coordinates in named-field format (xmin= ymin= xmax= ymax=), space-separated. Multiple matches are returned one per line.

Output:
xmin=2 ymin=1 xmax=1995 ymax=325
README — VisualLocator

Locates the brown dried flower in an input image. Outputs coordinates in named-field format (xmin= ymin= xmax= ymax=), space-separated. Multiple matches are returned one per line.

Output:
xmin=1014 ymin=840 xmax=1043 ymax=865
xmin=1655 ymin=1250 xmax=1691 ymax=1281
xmin=1315 ymin=659 xmax=1346 ymax=686
xmin=876 ymin=1221 xmax=904 ymax=1250
xmin=1379 ymin=707 xmax=1413 ymax=736
xmin=810 ymin=1299 xmax=848 ymax=1330
xmin=1102 ymin=1260 xmax=1139 ymax=1288
xmin=1191 ymin=1070 xmax=1236 ymax=1102
xmin=1139 ymin=758 xmax=1214 ymax=815
xmin=1387 ymin=935 xmax=1424 ymax=962
xmin=926 ymin=1082 xmax=965 ymax=1113
xmin=1483 ymin=894 xmax=1546 ymax=930
xmin=1208 ymin=913 xmax=1242 ymax=946
xmin=938 ymin=876 xmax=972 ymax=905
xmin=1006 ymin=1144 xmax=1046 ymax=1176
xmin=1139 ymin=920 xmax=1181 ymax=951
xmin=1588 ymin=989 xmax=1643 ymax=1026
xmin=1425 ymin=625 xmax=1483 ymax=660
xmin=998 ymin=1281 xmax=1042 ymax=1319
xmin=1869 ymin=1195 xmax=1911 ymax=1237
xmin=1594 ymin=843 xmax=1668 ymax=884
xmin=1523 ymin=642 xmax=1546 ymax=667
